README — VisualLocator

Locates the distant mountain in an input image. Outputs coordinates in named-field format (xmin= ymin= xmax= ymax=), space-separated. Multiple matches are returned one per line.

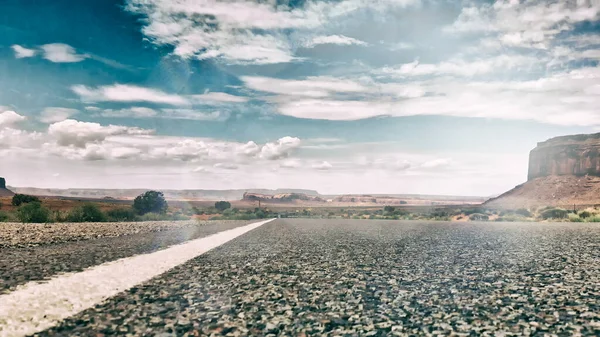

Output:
xmin=485 ymin=132 xmax=600 ymax=208
xmin=6 ymin=187 xmax=319 ymax=201
xmin=0 ymin=177 xmax=15 ymax=197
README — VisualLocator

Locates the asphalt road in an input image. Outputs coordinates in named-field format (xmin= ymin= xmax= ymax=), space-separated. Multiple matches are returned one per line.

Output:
xmin=0 ymin=220 xmax=253 ymax=294
xmin=4 ymin=219 xmax=600 ymax=336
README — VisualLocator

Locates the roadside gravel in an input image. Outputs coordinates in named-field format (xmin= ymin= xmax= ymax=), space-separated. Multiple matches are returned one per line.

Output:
xmin=37 ymin=219 xmax=600 ymax=336
xmin=0 ymin=220 xmax=216 ymax=248
xmin=0 ymin=220 xmax=253 ymax=294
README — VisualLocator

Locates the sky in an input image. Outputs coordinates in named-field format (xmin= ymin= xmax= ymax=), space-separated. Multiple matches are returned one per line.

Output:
xmin=1 ymin=0 xmax=600 ymax=196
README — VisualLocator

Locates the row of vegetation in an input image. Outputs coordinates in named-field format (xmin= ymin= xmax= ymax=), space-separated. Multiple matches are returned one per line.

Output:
xmin=330 ymin=205 xmax=600 ymax=222
xmin=3 ymin=190 xmax=600 ymax=223
xmin=0 ymin=192 xmax=181 ymax=223
xmin=0 ymin=192 xmax=273 ymax=223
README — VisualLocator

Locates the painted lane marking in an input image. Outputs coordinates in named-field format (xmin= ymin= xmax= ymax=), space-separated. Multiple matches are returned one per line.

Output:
xmin=0 ymin=219 xmax=275 ymax=337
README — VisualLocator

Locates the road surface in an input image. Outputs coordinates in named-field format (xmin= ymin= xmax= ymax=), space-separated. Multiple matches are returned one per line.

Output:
xmin=1 ymin=219 xmax=599 ymax=336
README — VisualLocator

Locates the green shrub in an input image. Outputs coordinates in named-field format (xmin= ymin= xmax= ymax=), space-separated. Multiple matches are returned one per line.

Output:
xmin=462 ymin=208 xmax=481 ymax=216
xmin=568 ymin=213 xmax=584 ymax=222
xmin=52 ymin=210 xmax=68 ymax=222
xmin=12 ymin=194 xmax=41 ymax=206
xmin=0 ymin=211 xmax=10 ymax=222
xmin=578 ymin=210 xmax=592 ymax=219
xmin=133 ymin=191 xmax=168 ymax=215
xmin=255 ymin=209 xmax=266 ymax=219
xmin=383 ymin=206 xmax=395 ymax=213
xmin=515 ymin=208 xmax=532 ymax=217
xmin=215 ymin=201 xmax=232 ymax=212
xmin=67 ymin=203 xmax=107 ymax=222
xmin=587 ymin=216 xmax=600 ymax=222
xmin=136 ymin=212 xmax=170 ymax=221
xmin=222 ymin=208 xmax=236 ymax=217
xmin=495 ymin=215 xmax=527 ymax=222
xmin=135 ymin=212 xmax=190 ymax=221
xmin=469 ymin=213 xmax=489 ymax=221
xmin=107 ymin=208 xmax=136 ymax=222
xmin=539 ymin=208 xmax=568 ymax=220
xmin=17 ymin=202 xmax=50 ymax=223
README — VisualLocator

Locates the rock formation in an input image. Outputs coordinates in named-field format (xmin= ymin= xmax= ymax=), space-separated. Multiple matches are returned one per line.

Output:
xmin=486 ymin=132 xmax=600 ymax=208
xmin=528 ymin=133 xmax=600 ymax=180
xmin=242 ymin=192 xmax=326 ymax=203
xmin=0 ymin=177 xmax=15 ymax=197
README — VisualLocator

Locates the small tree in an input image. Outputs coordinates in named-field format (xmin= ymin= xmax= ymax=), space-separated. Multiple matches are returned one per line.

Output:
xmin=107 ymin=208 xmax=136 ymax=222
xmin=12 ymin=194 xmax=41 ymax=206
xmin=215 ymin=201 xmax=231 ymax=212
xmin=133 ymin=191 xmax=168 ymax=215
xmin=67 ymin=203 xmax=107 ymax=222
xmin=384 ymin=206 xmax=396 ymax=213
xmin=17 ymin=202 xmax=50 ymax=223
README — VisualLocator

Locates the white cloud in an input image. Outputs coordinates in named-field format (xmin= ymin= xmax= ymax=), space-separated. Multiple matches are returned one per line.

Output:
xmin=47 ymin=119 xmax=153 ymax=148
xmin=0 ymin=111 xmax=43 ymax=150
xmin=99 ymin=107 xmax=158 ymax=118
xmin=72 ymin=84 xmax=189 ymax=105
xmin=0 ymin=111 xmax=26 ymax=128
xmin=421 ymin=158 xmax=452 ymax=169
xmin=40 ymin=43 xmax=87 ymax=63
xmin=214 ymin=163 xmax=239 ymax=170
xmin=39 ymin=107 xmax=79 ymax=123
xmin=445 ymin=1 xmax=600 ymax=48
xmin=11 ymin=45 xmax=36 ymax=58
xmin=380 ymin=55 xmax=537 ymax=78
xmin=242 ymin=76 xmax=368 ymax=98
xmin=238 ymin=141 xmax=261 ymax=157
xmin=304 ymin=35 xmax=367 ymax=48
xmin=191 ymin=92 xmax=248 ymax=103
xmin=259 ymin=136 xmax=301 ymax=160
xmin=161 ymin=109 xmax=227 ymax=121
xmin=96 ymin=107 xmax=226 ymax=121
xmin=312 ymin=161 xmax=333 ymax=170
xmin=280 ymin=159 xmax=302 ymax=169
xmin=125 ymin=0 xmax=420 ymax=64
xmin=273 ymin=66 xmax=600 ymax=125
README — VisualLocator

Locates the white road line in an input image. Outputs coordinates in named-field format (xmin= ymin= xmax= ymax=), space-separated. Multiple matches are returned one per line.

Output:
xmin=0 ymin=218 xmax=275 ymax=337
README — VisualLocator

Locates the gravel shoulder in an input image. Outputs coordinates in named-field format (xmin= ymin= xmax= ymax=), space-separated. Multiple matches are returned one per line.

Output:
xmin=0 ymin=220 xmax=223 ymax=248
xmin=1 ymin=220 xmax=253 ymax=294
xmin=36 ymin=219 xmax=600 ymax=336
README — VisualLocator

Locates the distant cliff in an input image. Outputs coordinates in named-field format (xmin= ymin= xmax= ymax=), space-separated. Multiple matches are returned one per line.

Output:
xmin=0 ymin=177 xmax=15 ymax=197
xmin=243 ymin=192 xmax=326 ymax=203
xmin=486 ymin=132 xmax=600 ymax=208
xmin=528 ymin=133 xmax=600 ymax=180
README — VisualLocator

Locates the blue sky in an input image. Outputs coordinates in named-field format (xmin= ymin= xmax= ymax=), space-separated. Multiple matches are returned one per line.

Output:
xmin=1 ymin=0 xmax=600 ymax=195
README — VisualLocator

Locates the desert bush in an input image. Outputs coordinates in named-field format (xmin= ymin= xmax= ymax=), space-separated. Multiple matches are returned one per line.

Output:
xmin=515 ymin=208 xmax=532 ymax=217
xmin=568 ymin=213 xmax=584 ymax=222
xmin=578 ymin=210 xmax=592 ymax=219
xmin=0 ymin=211 xmax=10 ymax=222
xmin=586 ymin=216 xmax=600 ymax=222
xmin=133 ymin=191 xmax=168 ymax=215
xmin=52 ymin=210 xmax=68 ymax=222
xmin=469 ymin=213 xmax=489 ymax=221
xmin=539 ymin=208 xmax=568 ymax=220
xmin=255 ymin=209 xmax=266 ymax=219
xmin=495 ymin=215 xmax=528 ymax=222
xmin=383 ymin=206 xmax=395 ymax=213
xmin=67 ymin=203 xmax=107 ymax=222
xmin=107 ymin=208 xmax=136 ymax=222
xmin=17 ymin=202 xmax=50 ymax=223
xmin=12 ymin=194 xmax=40 ymax=206
xmin=215 ymin=201 xmax=231 ymax=212
xmin=463 ymin=208 xmax=481 ymax=216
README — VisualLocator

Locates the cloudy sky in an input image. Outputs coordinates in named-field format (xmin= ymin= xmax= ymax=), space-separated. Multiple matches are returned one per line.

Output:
xmin=1 ymin=0 xmax=599 ymax=196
